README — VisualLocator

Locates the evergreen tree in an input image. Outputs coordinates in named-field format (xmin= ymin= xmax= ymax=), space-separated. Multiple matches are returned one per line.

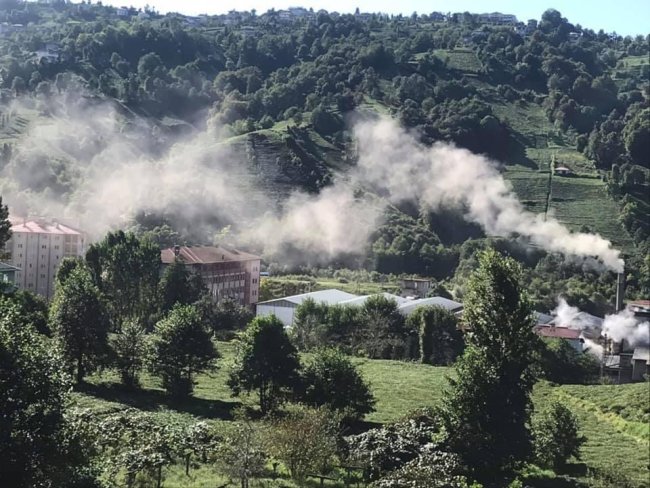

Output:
xmin=158 ymin=258 xmax=206 ymax=313
xmin=49 ymin=265 xmax=110 ymax=384
xmin=441 ymin=249 xmax=540 ymax=484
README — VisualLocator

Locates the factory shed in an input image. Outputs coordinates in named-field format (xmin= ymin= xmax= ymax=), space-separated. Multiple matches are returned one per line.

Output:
xmin=256 ymin=289 xmax=358 ymax=326
xmin=337 ymin=293 xmax=407 ymax=307
xmin=398 ymin=296 xmax=464 ymax=316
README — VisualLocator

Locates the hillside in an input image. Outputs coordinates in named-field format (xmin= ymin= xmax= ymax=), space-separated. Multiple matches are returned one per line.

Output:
xmin=0 ymin=3 xmax=648 ymax=309
xmin=72 ymin=342 xmax=650 ymax=488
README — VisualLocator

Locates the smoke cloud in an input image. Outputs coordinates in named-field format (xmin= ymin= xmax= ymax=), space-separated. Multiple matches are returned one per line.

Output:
xmin=602 ymin=309 xmax=650 ymax=347
xmin=550 ymin=298 xmax=649 ymax=356
xmin=552 ymin=298 xmax=603 ymax=339
xmin=352 ymin=117 xmax=624 ymax=272
xmin=0 ymin=101 xmax=625 ymax=270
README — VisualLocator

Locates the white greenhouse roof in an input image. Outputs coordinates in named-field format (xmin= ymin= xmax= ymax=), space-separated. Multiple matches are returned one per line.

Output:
xmin=257 ymin=289 xmax=358 ymax=306
xmin=337 ymin=293 xmax=408 ymax=307
xmin=398 ymin=296 xmax=463 ymax=315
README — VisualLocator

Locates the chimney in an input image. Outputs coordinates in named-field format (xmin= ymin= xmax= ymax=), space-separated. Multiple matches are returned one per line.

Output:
xmin=615 ymin=272 xmax=626 ymax=312
xmin=173 ymin=245 xmax=180 ymax=257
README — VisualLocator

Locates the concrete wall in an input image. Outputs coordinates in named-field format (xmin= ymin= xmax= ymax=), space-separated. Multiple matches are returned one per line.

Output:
xmin=256 ymin=303 xmax=296 ymax=327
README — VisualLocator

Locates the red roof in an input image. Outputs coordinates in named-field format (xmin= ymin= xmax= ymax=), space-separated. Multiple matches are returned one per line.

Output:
xmin=534 ymin=325 xmax=582 ymax=340
xmin=628 ymin=300 xmax=650 ymax=308
xmin=10 ymin=219 xmax=82 ymax=236
xmin=161 ymin=245 xmax=259 ymax=265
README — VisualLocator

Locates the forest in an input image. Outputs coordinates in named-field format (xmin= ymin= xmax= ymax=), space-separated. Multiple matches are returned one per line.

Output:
xmin=0 ymin=1 xmax=648 ymax=314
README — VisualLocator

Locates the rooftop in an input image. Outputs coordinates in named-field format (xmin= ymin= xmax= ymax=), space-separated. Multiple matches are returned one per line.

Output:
xmin=534 ymin=325 xmax=582 ymax=340
xmin=161 ymin=245 xmax=260 ymax=265
xmin=398 ymin=296 xmax=464 ymax=315
xmin=338 ymin=293 xmax=408 ymax=307
xmin=10 ymin=218 xmax=82 ymax=236
xmin=257 ymin=289 xmax=358 ymax=306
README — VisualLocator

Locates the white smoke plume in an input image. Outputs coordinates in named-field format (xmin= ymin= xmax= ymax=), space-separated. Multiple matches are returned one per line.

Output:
xmin=352 ymin=117 xmax=624 ymax=272
xmin=602 ymin=309 xmax=650 ymax=347
xmin=552 ymin=298 xmax=603 ymax=339
xmin=0 ymin=101 xmax=625 ymax=270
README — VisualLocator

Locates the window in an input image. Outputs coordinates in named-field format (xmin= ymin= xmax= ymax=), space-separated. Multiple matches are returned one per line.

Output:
xmin=41 ymin=245 xmax=47 ymax=249
xmin=40 ymin=274 xmax=46 ymax=279
xmin=17 ymin=244 xmax=22 ymax=249
xmin=54 ymin=245 xmax=59 ymax=250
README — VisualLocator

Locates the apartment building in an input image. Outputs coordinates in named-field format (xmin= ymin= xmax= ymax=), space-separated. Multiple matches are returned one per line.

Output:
xmin=160 ymin=245 xmax=261 ymax=307
xmin=6 ymin=219 xmax=86 ymax=299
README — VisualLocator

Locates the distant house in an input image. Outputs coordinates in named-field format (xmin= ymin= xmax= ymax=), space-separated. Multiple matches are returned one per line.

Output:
xmin=116 ymin=7 xmax=130 ymax=17
xmin=478 ymin=12 xmax=517 ymax=25
xmin=627 ymin=300 xmax=650 ymax=318
xmin=534 ymin=325 xmax=584 ymax=352
xmin=401 ymin=278 xmax=432 ymax=298
xmin=554 ymin=166 xmax=573 ymax=176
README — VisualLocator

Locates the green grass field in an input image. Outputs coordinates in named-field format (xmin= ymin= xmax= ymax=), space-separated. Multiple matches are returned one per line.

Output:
xmin=72 ymin=341 xmax=650 ymax=487
xmin=432 ymin=48 xmax=483 ymax=73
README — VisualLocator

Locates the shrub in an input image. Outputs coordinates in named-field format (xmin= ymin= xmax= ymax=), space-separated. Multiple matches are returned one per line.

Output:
xmin=533 ymin=401 xmax=585 ymax=469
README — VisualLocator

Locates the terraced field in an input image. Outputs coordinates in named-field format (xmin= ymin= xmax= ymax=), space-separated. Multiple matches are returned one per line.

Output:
xmin=493 ymin=100 xmax=633 ymax=249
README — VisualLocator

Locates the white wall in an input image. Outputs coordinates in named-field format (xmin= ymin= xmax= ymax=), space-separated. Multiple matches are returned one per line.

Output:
xmin=256 ymin=304 xmax=296 ymax=327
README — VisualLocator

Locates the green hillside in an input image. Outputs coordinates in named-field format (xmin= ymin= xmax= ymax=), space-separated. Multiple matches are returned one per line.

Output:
xmin=72 ymin=342 xmax=650 ymax=487
xmin=0 ymin=3 xmax=648 ymax=308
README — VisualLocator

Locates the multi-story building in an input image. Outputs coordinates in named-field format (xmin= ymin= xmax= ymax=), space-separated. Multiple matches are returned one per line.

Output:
xmin=160 ymin=245 xmax=261 ymax=307
xmin=6 ymin=219 xmax=86 ymax=299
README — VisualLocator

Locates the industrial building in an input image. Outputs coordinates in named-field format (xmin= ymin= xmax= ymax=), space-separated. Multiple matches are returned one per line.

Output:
xmin=161 ymin=245 xmax=261 ymax=307
xmin=5 ymin=219 xmax=86 ymax=299
xmin=256 ymin=289 xmax=464 ymax=327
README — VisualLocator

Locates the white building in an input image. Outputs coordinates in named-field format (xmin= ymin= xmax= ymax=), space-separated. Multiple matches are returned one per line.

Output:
xmin=6 ymin=219 xmax=86 ymax=299
xmin=256 ymin=289 xmax=358 ymax=326
xmin=256 ymin=289 xmax=463 ymax=327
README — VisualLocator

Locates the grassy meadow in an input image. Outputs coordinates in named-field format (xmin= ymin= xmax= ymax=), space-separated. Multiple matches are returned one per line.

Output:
xmin=72 ymin=340 xmax=650 ymax=488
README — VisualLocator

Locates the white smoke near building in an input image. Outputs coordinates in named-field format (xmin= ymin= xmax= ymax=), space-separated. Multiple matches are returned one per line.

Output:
xmin=602 ymin=309 xmax=650 ymax=347
xmin=552 ymin=298 xmax=603 ymax=339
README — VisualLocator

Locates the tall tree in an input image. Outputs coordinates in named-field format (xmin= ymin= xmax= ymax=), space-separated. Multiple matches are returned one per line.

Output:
xmin=50 ymin=265 xmax=110 ymax=384
xmin=228 ymin=315 xmax=301 ymax=414
xmin=0 ymin=305 xmax=97 ymax=487
xmin=85 ymin=231 xmax=160 ymax=328
xmin=406 ymin=305 xmax=463 ymax=365
xmin=0 ymin=196 xmax=10 ymax=253
xmin=441 ymin=249 xmax=540 ymax=484
xmin=158 ymin=258 xmax=206 ymax=313
xmin=149 ymin=304 xmax=218 ymax=397
xmin=112 ymin=319 xmax=148 ymax=388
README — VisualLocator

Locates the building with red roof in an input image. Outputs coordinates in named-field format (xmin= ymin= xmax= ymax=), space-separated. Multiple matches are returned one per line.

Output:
xmin=6 ymin=218 xmax=85 ymax=299
xmin=161 ymin=245 xmax=261 ymax=307
xmin=533 ymin=324 xmax=584 ymax=352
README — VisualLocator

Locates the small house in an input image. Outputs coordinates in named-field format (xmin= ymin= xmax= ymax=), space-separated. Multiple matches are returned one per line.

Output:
xmin=534 ymin=325 xmax=584 ymax=352
xmin=401 ymin=278 xmax=432 ymax=298
xmin=554 ymin=166 xmax=573 ymax=177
